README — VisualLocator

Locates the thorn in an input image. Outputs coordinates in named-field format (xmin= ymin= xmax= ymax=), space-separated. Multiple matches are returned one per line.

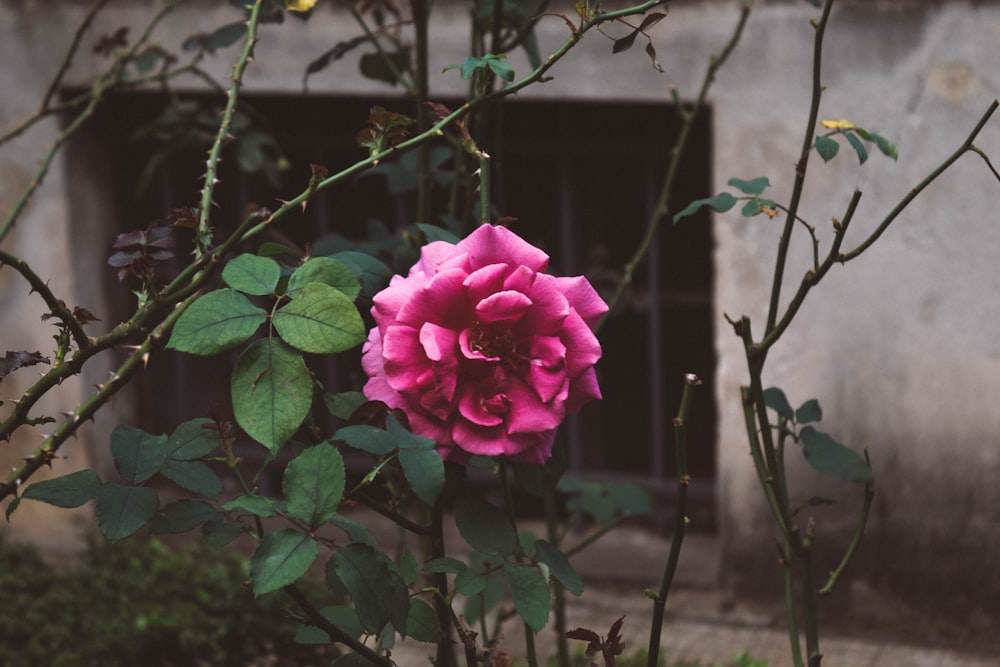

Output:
xmin=119 ymin=344 xmax=141 ymax=352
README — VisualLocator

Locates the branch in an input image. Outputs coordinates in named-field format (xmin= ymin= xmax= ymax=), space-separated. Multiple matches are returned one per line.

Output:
xmin=765 ymin=0 xmax=835 ymax=335
xmin=600 ymin=1 xmax=752 ymax=329
xmin=646 ymin=374 xmax=700 ymax=667
xmin=196 ymin=0 xmax=265 ymax=246
xmin=0 ymin=249 xmax=91 ymax=350
xmin=284 ymin=584 xmax=396 ymax=667
xmin=0 ymin=291 xmax=198 ymax=501
xmin=841 ymin=99 xmax=999 ymax=262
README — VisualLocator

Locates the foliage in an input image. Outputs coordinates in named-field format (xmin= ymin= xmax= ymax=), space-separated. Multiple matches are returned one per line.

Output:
xmin=0 ymin=1 xmax=998 ymax=667
xmin=0 ymin=535 xmax=334 ymax=667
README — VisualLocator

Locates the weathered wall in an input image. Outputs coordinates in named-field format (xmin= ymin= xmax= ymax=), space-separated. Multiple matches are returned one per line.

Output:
xmin=2 ymin=0 xmax=998 ymax=628
xmin=709 ymin=0 xmax=1000 ymax=631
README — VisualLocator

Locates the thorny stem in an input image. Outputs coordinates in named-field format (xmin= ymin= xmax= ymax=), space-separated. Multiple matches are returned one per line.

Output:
xmin=0 ymin=292 xmax=199 ymax=501
xmin=244 ymin=0 xmax=670 ymax=240
xmin=646 ymin=374 xmax=700 ymax=667
xmin=0 ymin=249 xmax=90 ymax=349
xmin=601 ymin=1 xmax=751 ymax=330
xmin=765 ymin=0 xmax=835 ymax=336
xmin=284 ymin=585 xmax=396 ymax=667
xmin=0 ymin=0 xmax=110 ymax=148
xmin=197 ymin=0 xmax=264 ymax=248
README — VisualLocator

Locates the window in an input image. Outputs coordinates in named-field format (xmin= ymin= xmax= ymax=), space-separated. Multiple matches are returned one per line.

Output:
xmin=73 ymin=91 xmax=716 ymax=526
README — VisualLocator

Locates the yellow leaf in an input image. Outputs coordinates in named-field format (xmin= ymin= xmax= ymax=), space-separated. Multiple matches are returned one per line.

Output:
xmin=820 ymin=119 xmax=855 ymax=130
xmin=286 ymin=0 xmax=318 ymax=12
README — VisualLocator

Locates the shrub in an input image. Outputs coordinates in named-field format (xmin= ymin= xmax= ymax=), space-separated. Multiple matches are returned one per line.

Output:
xmin=0 ymin=535 xmax=333 ymax=667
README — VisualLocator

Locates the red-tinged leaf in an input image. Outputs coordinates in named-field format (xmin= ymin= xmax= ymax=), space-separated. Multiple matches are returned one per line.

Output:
xmin=0 ymin=350 xmax=50 ymax=380
xmin=645 ymin=41 xmax=663 ymax=72
xmin=612 ymin=29 xmax=639 ymax=54
xmin=167 ymin=206 xmax=199 ymax=228
xmin=638 ymin=12 xmax=667 ymax=31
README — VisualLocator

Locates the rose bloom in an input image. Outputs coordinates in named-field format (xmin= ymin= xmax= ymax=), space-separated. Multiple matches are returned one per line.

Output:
xmin=362 ymin=224 xmax=607 ymax=465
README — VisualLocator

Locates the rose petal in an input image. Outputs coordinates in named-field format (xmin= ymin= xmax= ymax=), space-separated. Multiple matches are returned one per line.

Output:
xmin=476 ymin=290 xmax=532 ymax=324
xmin=553 ymin=275 xmax=609 ymax=328
xmin=463 ymin=224 xmax=549 ymax=273
xmin=505 ymin=378 xmax=564 ymax=434
xmin=395 ymin=267 xmax=470 ymax=330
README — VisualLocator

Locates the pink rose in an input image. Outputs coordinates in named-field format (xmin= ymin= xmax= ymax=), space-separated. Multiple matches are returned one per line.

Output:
xmin=362 ymin=224 xmax=607 ymax=465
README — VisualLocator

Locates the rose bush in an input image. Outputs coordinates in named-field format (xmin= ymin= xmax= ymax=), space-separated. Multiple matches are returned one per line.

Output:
xmin=362 ymin=224 xmax=607 ymax=464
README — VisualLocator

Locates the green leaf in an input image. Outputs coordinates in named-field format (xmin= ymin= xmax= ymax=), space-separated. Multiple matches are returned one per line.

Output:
xmin=505 ymin=562 xmax=550 ymax=632
xmin=331 ymin=543 xmax=409 ymax=634
xmin=514 ymin=439 xmax=567 ymax=497
xmin=423 ymin=557 xmax=467 ymax=573
xmin=399 ymin=548 xmax=420 ymax=587
xmin=454 ymin=567 xmax=487 ymax=595
xmin=332 ymin=424 xmax=397 ymax=455
xmin=387 ymin=415 xmax=436 ymax=450
xmin=223 ymin=494 xmax=278 ymax=518
xmin=405 ymin=599 xmax=442 ymax=643
xmin=294 ymin=605 xmax=364 ymax=644
xmin=133 ymin=47 xmax=162 ymax=74
xmin=417 ymin=223 xmax=461 ymax=244
xmin=231 ymin=339 xmax=312 ymax=454
xmin=795 ymin=399 xmax=823 ymax=424
xmin=222 ymin=253 xmax=281 ymax=295
xmin=398 ymin=448 xmax=445 ymax=507
xmin=205 ymin=21 xmax=247 ymax=52
xmin=843 ymin=131 xmax=869 ymax=164
xmin=815 ymin=134 xmax=840 ymax=162
xmin=459 ymin=56 xmax=481 ymax=80
xmin=329 ymin=251 xmax=392 ymax=298
xmin=149 ymin=499 xmax=220 ymax=534
xmin=672 ymin=192 xmax=738 ymax=224
xmin=110 ymin=425 xmax=168 ymax=484
xmin=869 ymin=131 xmax=899 ymax=160
xmin=325 ymin=391 xmax=367 ymax=420
xmin=799 ymin=427 xmax=873 ymax=483
xmin=741 ymin=198 xmax=763 ymax=217
xmin=96 ymin=483 xmax=159 ymax=542
xmin=283 ymin=443 xmax=345 ymax=527
xmin=287 ymin=257 xmax=361 ymax=301
xmin=159 ymin=459 xmax=222 ymax=499
xmin=331 ymin=515 xmax=377 ymax=547
xmin=249 ymin=529 xmax=319 ymax=596
xmin=21 ymin=469 xmax=101 ymax=508
xmin=727 ymin=176 xmax=770 ymax=196
xmin=453 ymin=496 xmax=517 ymax=557
xmin=534 ymin=539 xmax=583 ymax=595
xmin=359 ymin=50 xmax=410 ymax=86
xmin=763 ymin=387 xmax=794 ymax=420
xmin=166 ymin=418 xmax=220 ymax=460
xmin=463 ymin=564 xmax=506 ymax=622
xmin=201 ymin=518 xmax=244 ymax=548
xmin=486 ymin=57 xmax=515 ymax=82
xmin=272 ymin=282 xmax=366 ymax=354
xmin=167 ymin=289 xmax=267 ymax=355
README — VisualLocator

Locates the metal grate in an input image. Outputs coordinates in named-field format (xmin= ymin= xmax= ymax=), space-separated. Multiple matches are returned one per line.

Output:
xmin=86 ymin=91 xmax=717 ymax=529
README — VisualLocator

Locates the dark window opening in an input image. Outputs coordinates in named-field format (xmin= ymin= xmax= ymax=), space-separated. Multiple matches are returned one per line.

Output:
xmin=79 ymin=91 xmax=717 ymax=529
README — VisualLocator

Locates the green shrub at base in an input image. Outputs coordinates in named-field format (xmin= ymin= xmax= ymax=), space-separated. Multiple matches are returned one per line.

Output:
xmin=0 ymin=535 xmax=334 ymax=667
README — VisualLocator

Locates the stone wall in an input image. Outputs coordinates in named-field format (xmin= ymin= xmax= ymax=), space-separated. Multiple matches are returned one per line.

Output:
xmin=1 ymin=0 xmax=998 ymax=625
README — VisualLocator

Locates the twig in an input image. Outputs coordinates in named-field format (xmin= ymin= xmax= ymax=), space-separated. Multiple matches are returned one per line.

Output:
xmin=646 ymin=374 xmax=700 ymax=667
xmin=600 ymin=1 xmax=752 ymax=330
